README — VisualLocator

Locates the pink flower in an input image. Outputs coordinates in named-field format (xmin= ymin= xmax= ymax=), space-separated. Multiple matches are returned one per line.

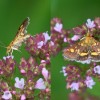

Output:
xmin=14 ymin=77 xmax=25 ymax=89
xmin=41 ymin=60 xmax=46 ymax=63
xmin=63 ymin=38 xmax=67 ymax=42
xmin=3 ymin=55 xmax=14 ymax=60
xmin=50 ymin=41 xmax=54 ymax=46
xmin=94 ymin=65 xmax=100 ymax=74
xmin=86 ymin=19 xmax=96 ymax=28
xmin=70 ymin=82 xmax=79 ymax=91
xmin=21 ymin=94 xmax=26 ymax=100
xmin=43 ymin=32 xmax=51 ymax=44
xmin=85 ymin=76 xmax=95 ymax=89
xmin=21 ymin=69 xmax=26 ymax=73
xmin=42 ymin=68 xmax=49 ymax=80
xmin=54 ymin=23 xmax=63 ymax=33
xmin=71 ymin=35 xmax=81 ymax=41
xmin=37 ymin=41 xmax=44 ymax=48
xmin=35 ymin=78 xmax=46 ymax=90
xmin=2 ymin=91 xmax=12 ymax=100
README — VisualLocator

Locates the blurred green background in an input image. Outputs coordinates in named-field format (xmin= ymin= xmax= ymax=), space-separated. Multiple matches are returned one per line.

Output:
xmin=51 ymin=0 xmax=100 ymax=100
xmin=0 ymin=0 xmax=50 ymax=61
xmin=1 ymin=0 xmax=100 ymax=100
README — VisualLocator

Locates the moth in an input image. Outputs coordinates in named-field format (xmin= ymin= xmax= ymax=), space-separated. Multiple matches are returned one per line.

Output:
xmin=63 ymin=33 xmax=100 ymax=64
xmin=7 ymin=17 xmax=30 ymax=55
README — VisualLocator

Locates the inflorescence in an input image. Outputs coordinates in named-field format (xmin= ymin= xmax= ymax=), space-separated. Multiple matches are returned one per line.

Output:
xmin=1 ymin=17 xmax=100 ymax=99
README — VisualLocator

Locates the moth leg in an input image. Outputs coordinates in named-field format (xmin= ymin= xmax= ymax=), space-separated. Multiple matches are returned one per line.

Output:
xmin=7 ymin=53 xmax=9 ymax=56
xmin=10 ymin=49 xmax=13 ymax=56
xmin=12 ymin=47 xmax=22 ymax=53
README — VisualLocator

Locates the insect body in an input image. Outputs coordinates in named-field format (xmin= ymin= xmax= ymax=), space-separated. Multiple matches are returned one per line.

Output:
xmin=63 ymin=33 xmax=100 ymax=64
xmin=7 ymin=17 xmax=30 ymax=55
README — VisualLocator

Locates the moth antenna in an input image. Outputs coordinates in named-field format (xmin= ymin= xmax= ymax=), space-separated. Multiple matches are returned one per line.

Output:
xmin=0 ymin=45 xmax=7 ymax=48
xmin=0 ymin=40 xmax=7 ymax=48
xmin=0 ymin=43 xmax=7 ymax=48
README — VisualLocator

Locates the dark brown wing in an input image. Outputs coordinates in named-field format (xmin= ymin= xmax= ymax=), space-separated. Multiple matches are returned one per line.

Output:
xmin=90 ymin=40 xmax=100 ymax=62
xmin=63 ymin=41 xmax=89 ymax=61
xmin=63 ymin=36 xmax=100 ymax=64
xmin=15 ymin=17 xmax=30 ymax=38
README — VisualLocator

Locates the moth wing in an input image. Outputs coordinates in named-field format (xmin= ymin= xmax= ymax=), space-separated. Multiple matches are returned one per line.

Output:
xmin=15 ymin=17 xmax=30 ymax=38
xmin=90 ymin=40 xmax=100 ymax=62
xmin=63 ymin=41 xmax=89 ymax=62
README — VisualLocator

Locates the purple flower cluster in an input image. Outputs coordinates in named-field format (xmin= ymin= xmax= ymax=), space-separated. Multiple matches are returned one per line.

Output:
xmin=0 ymin=55 xmax=51 ymax=99
xmin=51 ymin=17 xmax=100 ymax=100
xmin=0 ymin=33 xmax=51 ymax=99
xmin=60 ymin=17 xmax=100 ymax=97
xmin=1 ymin=17 xmax=100 ymax=99
xmin=61 ymin=65 xmax=96 ymax=91
xmin=0 ymin=56 xmax=15 ymax=76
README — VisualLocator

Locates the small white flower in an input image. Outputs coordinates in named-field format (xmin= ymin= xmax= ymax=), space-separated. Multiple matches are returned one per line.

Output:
xmin=14 ymin=77 xmax=25 ymax=89
xmin=60 ymin=66 xmax=67 ymax=76
xmin=94 ymin=65 xmax=100 ymax=74
xmin=20 ymin=69 xmax=26 ymax=74
xmin=71 ymin=35 xmax=81 ymax=41
xmin=70 ymin=82 xmax=79 ymax=91
xmin=35 ymin=78 xmax=46 ymax=90
xmin=37 ymin=41 xmax=44 ymax=48
xmin=41 ymin=60 xmax=46 ymax=63
xmin=21 ymin=94 xmax=26 ymax=100
xmin=42 ymin=68 xmax=49 ymax=80
xmin=3 ymin=55 xmax=14 ymax=60
xmin=85 ymin=76 xmax=95 ymax=89
xmin=43 ymin=32 xmax=51 ymax=44
xmin=63 ymin=38 xmax=67 ymax=42
xmin=2 ymin=91 xmax=12 ymax=100
xmin=54 ymin=23 xmax=63 ymax=33
xmin=50 ymin=41 xmax=54 ymax=46
xmin=86 ymin=19 xmax=96 ymax=28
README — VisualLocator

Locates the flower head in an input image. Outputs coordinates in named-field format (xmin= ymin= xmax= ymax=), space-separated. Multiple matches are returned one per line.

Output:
xmin=86 ymin=19 xmax=96 ymax=28
xmin=63 ymin=38 xmax=68 ymax=42
xmin=21 ymin=94 xmax=26 ymax=100
xmin=37 ymin=41 xmax=44 ymax=49
xmin=35 ymin=78 xmax=46 ymax=90
xmin=85 ymin=76 xmax=95 ymax=89
xmin=50 ymin=41 xmax=54 ymax=46
xmin=94 ymin=65 xmax=100 ymax=74
xmin=14 ymin=77 xmax=25 ymax=89
xmin=43 ymin=32 xmax=51 ymax=44
xmin=3 ymin=55 xmax=14 ymax=60
xmin=42 ymin=68 xmax=49 ymax=81
xmin=70 ymin=82 xmax=79 ymax=91
xmin=2 ymin=91 xmax=12 ymax=100
xmin=71 ymin=35 xmax=81 ymax=41
xmin=54 ymin=23 xmax=63 ymax=33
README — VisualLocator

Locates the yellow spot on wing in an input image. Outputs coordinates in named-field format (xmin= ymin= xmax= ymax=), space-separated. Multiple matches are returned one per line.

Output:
xmin=70 ymin=49 xmax=74 ymax=52
xmin=91 ymin=52 xmax=98 ymax=56
xmin=79 ymin=53 xmax=88 ymax=56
